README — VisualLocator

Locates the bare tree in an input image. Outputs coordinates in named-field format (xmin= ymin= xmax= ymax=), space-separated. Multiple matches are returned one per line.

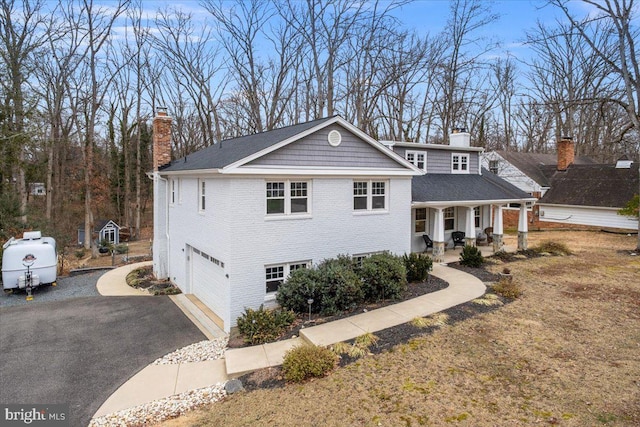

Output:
xmin=549 ymin=0 xmax=640 ymax=248
xmin=0 ymin=0 xmax=48 ymax=224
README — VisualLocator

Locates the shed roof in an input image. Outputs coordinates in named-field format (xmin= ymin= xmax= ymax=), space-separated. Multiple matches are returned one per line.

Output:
xmin=412 ymin=169 xmax=534 ymax=204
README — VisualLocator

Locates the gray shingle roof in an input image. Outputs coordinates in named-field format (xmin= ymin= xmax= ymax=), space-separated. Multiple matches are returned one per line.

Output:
xmin=160 ymin=116 xmax=338 ymax=171
xmin=539 ymin=163 xmax=639 ymax=208
xmin=496 ymin=151 xmax=595 ymax=187
xmin=412 ymin=169 xmax=533 ymax=203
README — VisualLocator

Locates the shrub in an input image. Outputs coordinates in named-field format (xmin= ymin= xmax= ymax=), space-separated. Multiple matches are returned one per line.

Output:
xmin=282 ymin=344 xmax=338 ymax=383
xmin=236 ymin=305 xmax=295 ymax=345
xmin=459 ymin=244 xmax=485 ymax=267
xmin=403 ymin=252 xmax=433 ymax=283
xmin=492 ymin=278 xmax=522 ymax=299
xmin=276 ymin=268 xmax=324 ymax=313
xmin=317 ymin=258 xmax=364 ymax=314
xmin=360 ymin=252 xmax=407 ymax=301
xmin=114 ymin=244 xmax=128 ymax=254
xmin=532 ymin=240 xmax=572 ymax=256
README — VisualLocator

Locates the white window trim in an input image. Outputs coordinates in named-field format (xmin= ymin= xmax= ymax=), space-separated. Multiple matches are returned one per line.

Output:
xmin=265 ymin=180 xmax=312 ymax=218
xmin=265 ymin=260 xmax=312 ymax=298
xmin=414 ymin=207 xmax=428 ymax=235
xmin=178 ymin=178 xmax=183 ymax=204
xmin=170 ymin=179 xmax=176 ymax=206
xmin=406 ymin=150 xmax=427 ymax=171
xmin=451 ymin=153 xmax=470 ymax=174
xmin=444 ymin=207 xmax=455 ymax=231
xmin=198 ymin=179 xmax=206 ymax=213
xmin=353 ymin=180 xmax=389 ymax=214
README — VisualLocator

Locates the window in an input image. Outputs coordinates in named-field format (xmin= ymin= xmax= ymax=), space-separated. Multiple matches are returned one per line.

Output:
xmin=489 ymin=160 xmax=499 ymax=174
xmin=290 ymin=182 xmax=308 ymax=213
xmin=444 ymin=207 xmax=455 ymax=231
xmin=452 ymin=153 xmax=469 ymax=174
xmin=474 ymin=207 xmax=480 ymax=228
xmin=266 ymin=181 xmax=309 ymax=215
xmin=171 ymin=179 xmax=176 ymax=204
xmin=354 ymin=180 xmax=387 ymax=211
xmin=265 ymin=265 xmax=285 ymax=293
xmin=415 ymin=208 xmax=427 ymax=233
xmin=352 ymin=252 xmax=383 ymax=267
xmin=265 ymin=261 xmax=310 ymax=293
xmin=406 ymin=151 xmax=426 ymax=170
xmin=198 ymin=179 xmax=206 ymax=211
xmin=266 ymin=182 xmax=285 ymax=214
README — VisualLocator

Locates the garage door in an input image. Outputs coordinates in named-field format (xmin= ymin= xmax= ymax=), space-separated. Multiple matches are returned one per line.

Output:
xmin=190 ymin=246 xmax=228 ymax=327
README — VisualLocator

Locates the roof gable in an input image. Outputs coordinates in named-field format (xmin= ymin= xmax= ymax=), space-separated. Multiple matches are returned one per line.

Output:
xmin=245 ymin=123 xmax=404 ymax=170
xmin=495 ymin=151 xmax=595 ymax=187
xmin=160 ymin=116 xmax=418 ymax=174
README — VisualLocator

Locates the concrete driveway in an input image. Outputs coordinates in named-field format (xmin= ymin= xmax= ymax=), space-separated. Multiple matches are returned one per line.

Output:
xmin=0 ymin=296 xmax=206 ymax=427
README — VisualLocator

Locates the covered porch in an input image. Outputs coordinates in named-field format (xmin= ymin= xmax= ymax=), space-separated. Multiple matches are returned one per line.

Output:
xmin=411 ymin=171 xmax=537 ymax=262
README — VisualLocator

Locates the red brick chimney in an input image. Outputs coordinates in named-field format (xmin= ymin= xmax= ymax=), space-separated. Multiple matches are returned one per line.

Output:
xmin=557 ymin=136 xmax=574 ymax=171
xmin=153 ymin=108 xmax=172 ymax=171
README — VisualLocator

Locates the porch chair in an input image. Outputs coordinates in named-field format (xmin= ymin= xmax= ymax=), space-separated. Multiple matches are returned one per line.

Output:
xmin=452 ymin=231 xmax=466 ymax=248
xmin=422 ymin=234 xmax=433 ymax=251
xmin=484 ymin=227 xmax=494 ymax=244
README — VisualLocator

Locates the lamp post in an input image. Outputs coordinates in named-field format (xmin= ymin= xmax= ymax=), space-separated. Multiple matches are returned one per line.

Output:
xmin=307 ymin=298 xmax=314 ymax=322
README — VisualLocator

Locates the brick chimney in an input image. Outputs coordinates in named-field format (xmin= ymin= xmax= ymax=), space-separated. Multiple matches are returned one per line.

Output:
xmin=557 ymin=136 xmax=574 ymax=171
xmin=153 ymin=108 xmax=172 ymax=171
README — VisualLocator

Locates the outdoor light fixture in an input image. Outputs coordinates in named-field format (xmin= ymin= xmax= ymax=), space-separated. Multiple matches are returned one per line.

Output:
xmin=307 ymin=298 xmax=314 ymax=322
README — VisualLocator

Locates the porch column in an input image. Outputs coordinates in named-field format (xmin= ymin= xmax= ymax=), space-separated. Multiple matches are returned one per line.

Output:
xmin=465 ymin=206 xmax=476 ymax=246
xmin=492 ymin=204 xmax=504 ymax=252
xmin=518 ymin=203 xmax=528 ymax=250
xmin=432 ymin=208 xmax=446 ymax=263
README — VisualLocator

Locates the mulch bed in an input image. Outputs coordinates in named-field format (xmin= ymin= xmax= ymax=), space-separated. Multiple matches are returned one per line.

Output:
xmin=237 ymin=260 xmax=514 ymax=392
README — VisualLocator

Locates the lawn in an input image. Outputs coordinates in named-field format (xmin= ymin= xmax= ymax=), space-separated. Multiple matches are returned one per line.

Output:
xmin=159 ymin=230 xmax=640 ymax=427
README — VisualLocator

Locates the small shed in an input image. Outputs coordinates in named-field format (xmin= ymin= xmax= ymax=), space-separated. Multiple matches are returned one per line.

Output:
xmin=78 ymin=219 xmax=121 ymax=246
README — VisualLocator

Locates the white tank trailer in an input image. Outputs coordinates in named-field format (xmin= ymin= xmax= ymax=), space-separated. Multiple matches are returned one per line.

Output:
xmin=2 ymin=231 xmax=57 ymax=295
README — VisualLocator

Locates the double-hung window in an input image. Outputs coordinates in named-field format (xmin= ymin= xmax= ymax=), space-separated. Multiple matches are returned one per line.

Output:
xmin=444 ymin=207 xmax=455 ymax=231
xmin=415 ymin=208 xmax=427 ymax=233
xmin=266 ymin=180 xmax=310 ymax=215
xmin=474 ymin=207 xmax=481 ymax=228
xmin=198 ymin=179 xmax=206 ymax=212
xmin=170 ymin=179 xmax=176 ymax=205
xmin=353 ymin=180 xmax=387 ymax=211
xmin=265 ymin=261 xmax=310 ymax=293
xmin=452 ymin=153 xmax=469 ymax=174
xmin=406 ymin=151 xmax=426 ymax=171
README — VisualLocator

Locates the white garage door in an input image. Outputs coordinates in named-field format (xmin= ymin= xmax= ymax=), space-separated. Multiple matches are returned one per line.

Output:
xmin=190 ymin=246 xmax=228 ymax=326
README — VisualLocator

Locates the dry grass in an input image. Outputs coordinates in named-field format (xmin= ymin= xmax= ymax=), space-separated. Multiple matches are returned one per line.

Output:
xmin=158 ymin=230 xmax=640 ymax=427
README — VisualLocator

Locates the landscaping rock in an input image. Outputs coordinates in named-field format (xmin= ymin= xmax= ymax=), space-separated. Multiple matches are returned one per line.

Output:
xmin=225 ymin=379 xmax=244 ymax=394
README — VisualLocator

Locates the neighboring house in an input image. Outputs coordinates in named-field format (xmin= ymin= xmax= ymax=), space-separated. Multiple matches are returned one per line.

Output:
xmin=78 ymin=219 xmax=121 ymax=246
xmin=152 ymin=115 xmax=534 ymax=332
xmin=482 ymin=139 xmax=639 ymax=231
xmin=29 ymin=182 xmax=46 ymax=196
xmin=537 ymin=158 xmax=639 ymax=230
xmin=481 ymin=141 xmax=596 ymax=198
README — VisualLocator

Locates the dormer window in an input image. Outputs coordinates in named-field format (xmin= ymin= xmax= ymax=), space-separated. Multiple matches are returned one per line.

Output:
xmin=406 ymin=151 xmax=426 ymax=171
xmin=452 ymin=153 xmax=469 ymax=174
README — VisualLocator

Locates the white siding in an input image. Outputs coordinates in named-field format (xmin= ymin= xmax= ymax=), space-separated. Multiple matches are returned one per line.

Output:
xmin=481 ymin=152 xmax=545 ymax=195
xmin=539 ymin=204 xmax=638 ymax=230
xmin=224 ymin=176 xmax=412 ymax=328
xmin=161 ymin=175 xmax=412 ymax=331
xmin=153 ymin=175 xmax=169 ymax=280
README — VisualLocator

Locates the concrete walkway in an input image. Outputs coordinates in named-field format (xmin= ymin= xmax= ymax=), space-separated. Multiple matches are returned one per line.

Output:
xmin=92 ymin=246 xmax=506 ymax=419
xmin=96 ymin=261 xmax=153 ymax=296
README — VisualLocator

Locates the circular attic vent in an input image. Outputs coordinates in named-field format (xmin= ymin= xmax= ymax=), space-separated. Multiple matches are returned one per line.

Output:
xmin=327 ymin=130 xmax=342 ymax=147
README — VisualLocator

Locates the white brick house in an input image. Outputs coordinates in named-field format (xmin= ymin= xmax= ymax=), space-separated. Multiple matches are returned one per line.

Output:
xmin=152 ymin=115 xmax=534 ymax=332
xmin=152 ymin=114 xmax=421 ymax=332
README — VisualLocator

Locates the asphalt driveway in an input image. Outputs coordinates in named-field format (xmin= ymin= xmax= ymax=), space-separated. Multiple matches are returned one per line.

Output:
xmin=0 ymin=295 xmax=206 ymax=427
